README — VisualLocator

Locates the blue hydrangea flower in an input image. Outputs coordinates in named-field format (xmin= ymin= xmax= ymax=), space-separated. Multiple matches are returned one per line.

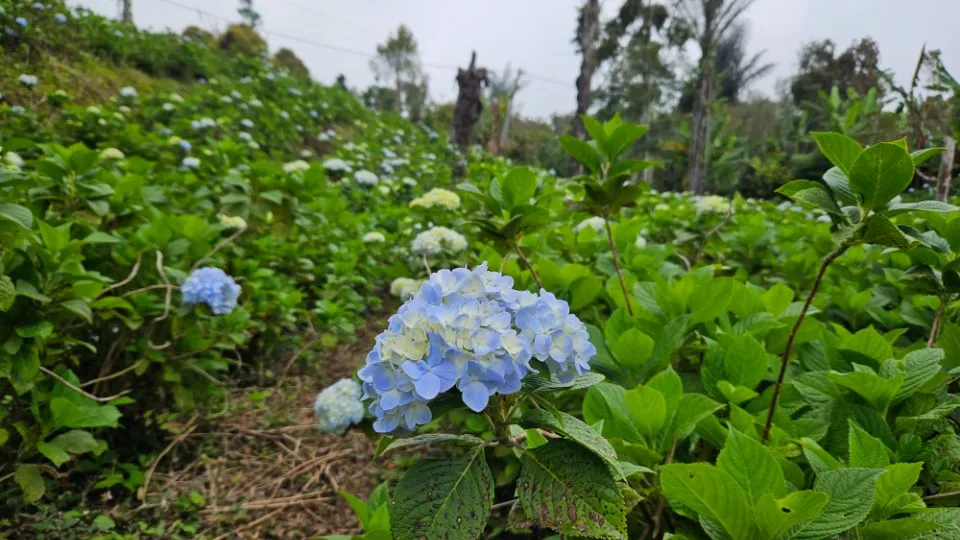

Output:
xmin=54 ymin=13 xmax=66 ymax=23
xmin=314 ymin=378 xmax=365 ymax=435
xmin=181 ymin=267 xmax=241 ymax=315
xmin=358 ymin=264 xmax=595 ymax=433
xmin=15 ymin=17 xmax=28 ymax=28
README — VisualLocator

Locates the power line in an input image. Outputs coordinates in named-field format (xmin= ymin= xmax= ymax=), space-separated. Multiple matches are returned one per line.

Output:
xmin=150 ymin=0 xmax=570 ymax=88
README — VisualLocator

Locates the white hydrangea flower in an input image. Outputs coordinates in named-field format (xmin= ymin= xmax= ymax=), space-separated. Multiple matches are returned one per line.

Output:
xmin=402 ymin=177 xmax=417 ymax=187
xmin=218 ymin=214 xmax=247 ymax=229
xmin=86 ymin=106 xmax=101 ymax=114
xmin=363 ymin=232 xmax=386 ymax=243
xmin=182 ymin=157 xmax=201 ymax=169
xmin=283 ymin=160 xmax=310 ymax=173
xmin=410 ymin=188 xmax=460 ymax=211
xmin=323 ymin=158 xmax=351 ymax=173
xmin=18 ymin=74 xmax=38 ymax=88
xmin=3 ymin=152 xmax=24 ymax=169
xmin=635 ymin=235 xmax=647 ymax=249
xmin=168 ymin=93 xmax=185 ymax=103
xmin=412 ymin=226 xmax=467 ymax=255
xmin=573 ymin=216 xmax=606 ymax=233
xmin=389 ymin=277 xmax=422 ymax=300
xmin=118 ymin=86 xmax=137 ymax=98
xmin=695 ymin=195 xmax=731 ymax=215
xmin=314 ymin=379 xmax=365 ymax=435
xmin=354 ymin=170 xmax=379 ymax=186
xmin=99 ymin=148 xmax=125 ymax=161
xmin=654 ymin=203 xmax=670 ymax=212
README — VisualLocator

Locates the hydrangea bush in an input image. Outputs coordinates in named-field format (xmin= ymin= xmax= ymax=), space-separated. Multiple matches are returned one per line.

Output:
xmin=313 ymin=378 xmax=365 ymax=435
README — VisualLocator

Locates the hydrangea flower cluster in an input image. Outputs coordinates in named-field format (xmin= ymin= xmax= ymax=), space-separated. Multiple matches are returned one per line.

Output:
xmin=363 ymin=231 xmax=386 ymax=243
xmin=118 ymin=86 xmax=137 ymax=99
xmin=412 ymin=227 xmax=467 ymax=256
xmin=282 ymin=160 xmax=310 ymax=173
xmin=181 ymin=267 xmax=241 ymax=315
xmin=573 ymin=216 xmax=606 ymax=233
xmin=182 ymin=156 xmax=201 ymax=169
xmin=389 ymin=277 xmax=422 ymax=300
xmin=18 ymin=74 xmax=38 ymax=88
xmin=217 ymin=214 xmax=247 ymax=230
xmin=359 ymin=264 xmax=596 ymax=433
xmin=410 ymin=188 xmax=461 ymax=211
xmin=313 ymin=379 xmax=365 ymax=435
xmin=695 ymin=195 xmax=731 ymax=215
xmin=354 ymin=170 xmax=379 ymax=186
xmin=100 ymin=148 xmax=124 ymax=161
xmin=322 ymin=158 xmax=351 ymax=173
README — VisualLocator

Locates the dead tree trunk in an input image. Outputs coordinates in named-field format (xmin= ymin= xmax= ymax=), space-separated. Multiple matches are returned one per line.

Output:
xmin=572 ymin=0 xmax=601 ymax=167
xmin=119 ymin=0 xmax=133 ymax=22
xmin=935 ymin=136 xmax=957 ymax=202
xmin=453 ymin=51 xmax=488 ymax=154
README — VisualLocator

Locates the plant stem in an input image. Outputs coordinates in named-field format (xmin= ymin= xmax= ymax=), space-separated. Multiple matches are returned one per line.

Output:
xmin=762 ymin=243 xmax=851 ymax=442
xmin=928 ymin=294 xmax=950 ymax=348
xmin=514 ymin=244 xmax=543 ymax=289
xmin=603 ymin=214 xmax=634 ymax=316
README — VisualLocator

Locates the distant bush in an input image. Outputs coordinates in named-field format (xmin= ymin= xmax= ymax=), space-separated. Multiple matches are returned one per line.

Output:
xmin=218 ymin=24 xmax=267 ymax=57
xmin=182 ymin=25 xmax=216 ymax=47
xmin=273 ymin=47 xmax=310 ymax=79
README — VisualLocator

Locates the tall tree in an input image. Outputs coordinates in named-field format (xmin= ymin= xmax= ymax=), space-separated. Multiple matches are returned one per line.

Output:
xmin=118 ymin=0 xmax=132 ymax=23
xmin=676 ymin=0 xmax=755 ymax=194
xmin=487 ymin=64 xmax=526 ymax=156
xmin=402 ymin=74 xmax=430 ymax=123
xmin=573 ymin=0 xmax=602 ymax=143
xmin=238 ymin=0 xmax=261 ymax=29
xmin=453 ymin=51 xmax=489 ymax=156
xmin=790 ymin=38 xmax=882 ymax=106
xmin=370 ymin=25 xmax=422 ymax=115
xmin=713 ymin=23 xmax=773 ymax=103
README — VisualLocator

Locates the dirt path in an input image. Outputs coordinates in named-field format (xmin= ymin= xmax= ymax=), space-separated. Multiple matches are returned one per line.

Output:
xmin=146 ymin=308 xmax=392 ymax=538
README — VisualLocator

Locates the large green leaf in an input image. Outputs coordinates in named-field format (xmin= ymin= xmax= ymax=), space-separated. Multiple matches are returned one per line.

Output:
xmin=518 ymin=440 xmax=627 ymax=539
xmin=859 ymin=214 xmax=913 ymax=248
xmin=776 ymin=180 xmax=842 ymax=215
xmin=375 ymin=433 xmax=484 ymax=458
xmin=661 ymin=463 xmax=756 ymax=539
xmin=830 ymin=370 xmax=903 ymax=411
xmin=390 ymin=447 xmax=493 ymax=540
xmin=848 ymin=421 xmax=891 ymax=468
xmin=717 ymin=428 xmax=787 ymax=502
xmin=558 ymin=136 xmax=602 ymax=174
xmin=520 ymin=409 xmax=624 ymax=480
xmin=847 ymin=142 xmax=915 ymax=211
xmin=50 ymin=397 xmax=121 ymax=429
xmin=885 ymin=348 xmax=944 ymax=404
xmin=723 ymin=333 xmax=771 ymax=390
xmin=612 ymin=328 xmax=654 ymax=370
xmin=784 ymin=468 xmax=883 ymax=539
xmin=623 ymin=385 xmax=666 ymax=439
xmin=583 ymin=382 xmax=644 ymax=443
xmin=667 ymin=393 xmax=724 ymax=439
xmin=860 ymin=518 xmax=939 ymax=539
xmin=812 ymin=132 xmax=863 ymax=174
xmin=14 ymin=464 xmax=45 ymax=504
xmin=501 ymin=167 xmax=538 ymax=212
xmin=754 ymin=491 xmax=830 ymax=539
xmin=0 ymin=202 xmax=34 ymax=231
xmin=871 ymin=462 xmax=924 ymax=520
xmin=823 ymin=167 xmax=858 ymax=206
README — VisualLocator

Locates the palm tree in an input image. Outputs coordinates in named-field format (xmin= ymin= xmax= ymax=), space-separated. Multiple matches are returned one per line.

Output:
xmin=714 ymin=23 xmax=774 ymax=103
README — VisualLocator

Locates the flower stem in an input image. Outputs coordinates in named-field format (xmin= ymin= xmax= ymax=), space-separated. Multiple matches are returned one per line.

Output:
xmin=762 ymin=242 xmax=850 ymax=442
xmin=514 ymin=244 xmax=543 ymax=289
xmin=421 ymin=253 xmax=432 ymax=275
xmin=928 ymin=294 xmax=951 ymax=348
xmin=603 ymin=215 xmax=634 ymax=316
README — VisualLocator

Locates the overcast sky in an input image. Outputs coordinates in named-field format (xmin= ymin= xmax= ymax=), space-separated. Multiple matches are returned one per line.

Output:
xmin=70 ymin=0 xmax=960 ymax=120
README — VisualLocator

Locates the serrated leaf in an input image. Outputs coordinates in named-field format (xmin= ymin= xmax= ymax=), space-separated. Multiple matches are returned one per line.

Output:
xmin=848 ymin=421 xmax=891 ymax=468
xmin=668 ymin=393 xmax=724 ymax=439
xmin=14 ymin=464 xmax=45 ymax=504
xmin=812 ymin=132 xmax=863 ymax=174
xmin=520 ymin=409 xmax=623 ymax=480
xmin=501 ymin=167 xmax=538 ymax=212
xmin=376 ymin=433 xmax=483 ymax=458
xmin=717 ymin=427 xmax=787 ymax=502
xmin=872 ymin=462 xmax=924 ymax=520
xmin=723 ymin=333 xmax=771 ymax=390
xmin=830 ymin=370 xmax=903 ymax=411
xmin=661 ymin=463 xmax=756 ymax=539
xmin=860 ymin=518 xmax=939 ymax=539
xmin=0 ymin=276 xmax=15 ymax=312
xmin=848 ymin=142 xmax=915 ymax=211
xmin=785 ymin=468 xmax=884 ymax=539
xmin=391 ymin=447 xmax=493 ymax=540
xmin=518 ymin=439 xmax=627 ymax=539
xmin=754 ymin=491 xmax=830 ymax=539
xmin=0 ymin=202 xmax=34 ymax=231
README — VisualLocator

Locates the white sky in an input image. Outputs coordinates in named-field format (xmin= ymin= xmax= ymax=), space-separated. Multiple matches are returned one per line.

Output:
xmin=70 ymin=0 xmax=960 ymax=120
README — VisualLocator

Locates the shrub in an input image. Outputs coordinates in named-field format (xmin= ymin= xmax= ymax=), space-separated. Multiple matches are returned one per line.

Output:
xmin=273 ymin=47 xmax=310 ymax=78
xmin=218 ymin=24 xmax=266 ymax=57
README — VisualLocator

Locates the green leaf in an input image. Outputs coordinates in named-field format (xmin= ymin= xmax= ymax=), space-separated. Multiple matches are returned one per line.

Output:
xmin=582 ymin=115 xmax=608 ymax=150
xmin=830 ymin=370 xmax=903 ymax=411
xmin=812 ymin=132 xmax=863 ymax=174
xmin=37 ymin=441 xmax=71 ymax=467
xmin=339 ymin=490 xmax=372 ymax=529
xmin=0 ymin=202 xmax=34 ymax=231
xmin=14 ymin=464 xmax=45 ymax=504
xmin=754 ymin=491 xmax=830 ymax=540
xmin=889 ymin=348 xmax=944 ymax=404
xmin=50 ymin=430 xmax=100 ymax=454
xmin=82 ymin=231 xmax=123 ymax=244
xmin=61 ymin=299 xmax=93 ymax=324
xmin=624 ymin=385 xmax=667 ymax=439
xmin=688 ymin=277 xmax=734 ymax=324
xmin=375 ymin=434 xmax=483 ymax=458
xmin=501 ymin=167 xmax=538 ymax=212
xmin=872 ymin=462 xmax=924 ymax=520
xmin=15 ymin=280 xmax=51 ymax=304
xmin=520 ymin=409 xmax=623 ymax=479
xmin=605 ymin=124 xmax=649 ymax=161
xmin=518 ymin=439 xmax=627 ymax=539
xmin=569 ymin=274 xmax=603 ymax=311
xmin=667 ymin=393 xmax=724 ymax=440
xmin=859 ymin=214 xmax=913 ymax=248
xmin=823 ymin=167 xmax=857 ymax=206
xmin=717 ymin=427 xmax=787 ymax=502
xmin=50 ymin=397 xmax=121 ymax=429
xmin=717 ymin=381 xmax=759 ymax=404
xmin=0 ymin=276 xmax=15 ymax=312
xmin=390 ymin=447 xmax=493 ymax=540
xmin=558 ymin=136 xmax=602 ymax=174
xmin=647 ymin=367 xmax=683 ymax=413
xmin=583 ymin=382 xmax=644 ymax=443
xmin=886 ymin=200 xmax=958 ymax=216
xmin=800 ymin=438 xmax=843 ymax=473
xmin=784 ymin=468 xmax=884 ymax=539
xmin=612 ymin=328 xmax=654 ymax=370
xmin=661 ymin=463 xmax=756 ymax=539
xmin=860 ymin=518 xmax=939 ymax=539
xmin=762 ymin=283 xmax=795 ymax=316
xmin=16 ymin=321 xmax=54 ymax=339
xmin=848 ymin=421 xmax=891 ymax=468
xmin=910 ymin=147 xmax=943 ymax=166
xmin=776 ymin=180 xmax=842 ymax=215
xmin=723 ymin=334 xmax=771 ymax=390
xmin=848 ymin=142 xmax=915 ymax=211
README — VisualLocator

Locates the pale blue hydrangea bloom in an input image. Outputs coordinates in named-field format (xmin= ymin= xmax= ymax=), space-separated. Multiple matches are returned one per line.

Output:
xmin=358 ymin=264 xmax=595 ymax=433
xmin=54 ymin=13 xmax=67 ymax=23
xmin=18 ymin=74 xmax=38 ymax=88
xmin=182 ymin=156 xmax=200 ymax=169
xmin=179 ymin=140 xmax=192 ymax=152
xmin=181 ymin=267 xmax=241 ymax=315
xmin=314 ymin=379 xmax=365 ymax=435
xmin=15 ymin=17 xmax=28 ymax=28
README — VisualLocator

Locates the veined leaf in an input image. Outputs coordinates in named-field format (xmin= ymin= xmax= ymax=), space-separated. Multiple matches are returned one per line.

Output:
xmin=661 ymin=463 xmax=756 ymax=539
xmin=784 ymin=468 xmax=883 ymax=539
xmin=717 ymin=427 xmax=787 ymax=502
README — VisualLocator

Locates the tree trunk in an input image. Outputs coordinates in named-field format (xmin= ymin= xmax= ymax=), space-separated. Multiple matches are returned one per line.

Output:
xmin=572 ymin=0 xmax=601 ymax=173
xmin=453 ymin=51 xmax=489 ymax=159
xmin=935 ymin=135 xmax=956 ymax=202
xmin=487 ymin=98 xmax=503 ymax=156
xmin=395 ymin=74 xmax=404 ymax=115
xmin=498 ymin=69 xmax=523 ymax=152
xmin=120 ymin=0 xmax=132 ymax=22
xmin=689 ymin=60 xmax=714 ymax=194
